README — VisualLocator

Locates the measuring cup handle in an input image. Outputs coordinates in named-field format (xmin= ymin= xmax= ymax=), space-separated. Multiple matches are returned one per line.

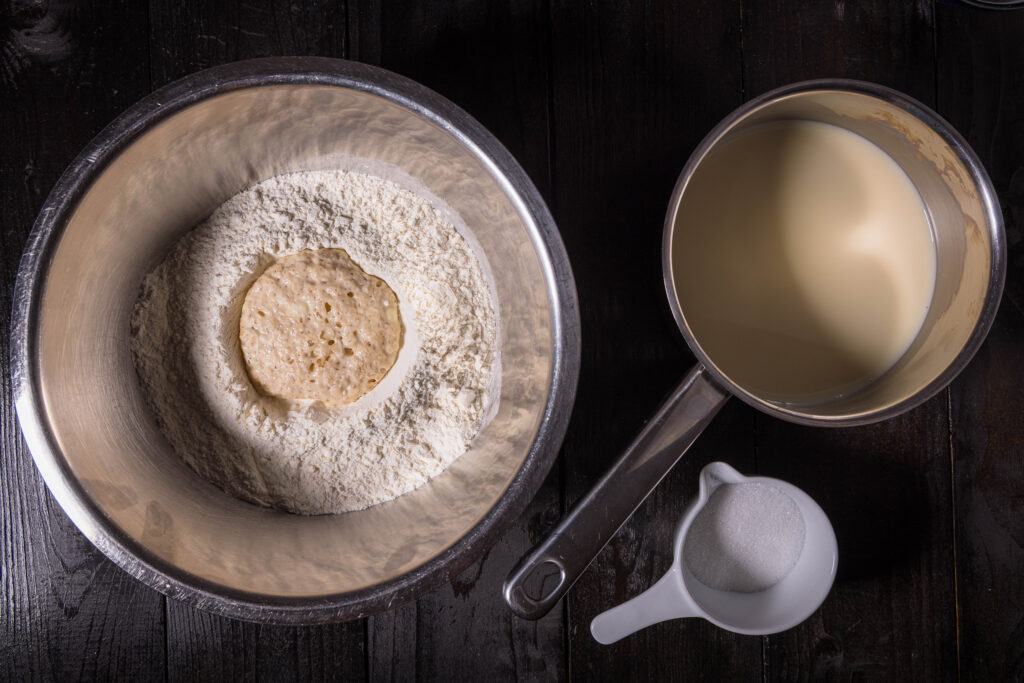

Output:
xmin=590 ymin=567 xmax=699 ymax=644
xmin=503 ymin=364 xmax=729 ymax=620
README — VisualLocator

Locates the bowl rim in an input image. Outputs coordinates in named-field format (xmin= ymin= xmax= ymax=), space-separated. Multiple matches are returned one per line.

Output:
xmin=10 ymin=56 xmax=581 ymax=624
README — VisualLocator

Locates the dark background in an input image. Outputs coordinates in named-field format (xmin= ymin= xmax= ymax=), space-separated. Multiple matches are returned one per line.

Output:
xmin=2 ymin=0 xmax=1023 ymax=680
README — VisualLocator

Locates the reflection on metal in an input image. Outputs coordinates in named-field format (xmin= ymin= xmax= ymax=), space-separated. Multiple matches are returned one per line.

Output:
xmin=12 ymin=57 xmax=581 ymax=624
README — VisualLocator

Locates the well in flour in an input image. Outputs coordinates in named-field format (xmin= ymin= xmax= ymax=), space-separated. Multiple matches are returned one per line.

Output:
xmin=130 ymin=170 xmax=499 ymax=515
xmin=239 ymin=247 xmax=404 ymax=407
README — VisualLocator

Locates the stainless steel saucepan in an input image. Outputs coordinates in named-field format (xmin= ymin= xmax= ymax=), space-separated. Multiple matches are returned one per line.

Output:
xmin=504 ymin=79 xmax=1005 ymax=619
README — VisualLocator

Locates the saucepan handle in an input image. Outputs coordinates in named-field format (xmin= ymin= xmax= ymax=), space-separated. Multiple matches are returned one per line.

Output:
xmin=503 ymin=364 xmax=729 ymax=620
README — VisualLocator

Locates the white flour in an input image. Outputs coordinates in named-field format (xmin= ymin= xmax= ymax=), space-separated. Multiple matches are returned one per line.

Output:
xmin=130 ymin=170 xmax=498 ymax=515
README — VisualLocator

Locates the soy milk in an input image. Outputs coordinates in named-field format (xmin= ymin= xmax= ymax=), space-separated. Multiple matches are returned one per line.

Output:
xmin=673 ymin=120 xmax=936 ymax=402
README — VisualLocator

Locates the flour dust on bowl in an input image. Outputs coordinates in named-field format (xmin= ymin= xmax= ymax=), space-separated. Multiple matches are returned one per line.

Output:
xmin=11 ymin=58 xmax=580 ymax=623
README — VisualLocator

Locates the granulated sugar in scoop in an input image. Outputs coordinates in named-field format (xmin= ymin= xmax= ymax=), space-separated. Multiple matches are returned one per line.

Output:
xmin=590 ymin=462 xmax=836 ymax=643
xmin=683 ymin=481 xmax=806 ymax=592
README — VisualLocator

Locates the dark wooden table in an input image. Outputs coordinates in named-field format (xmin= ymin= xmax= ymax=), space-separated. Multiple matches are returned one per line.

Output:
xmin=3 ymin=1 xmax=1023 ymax=680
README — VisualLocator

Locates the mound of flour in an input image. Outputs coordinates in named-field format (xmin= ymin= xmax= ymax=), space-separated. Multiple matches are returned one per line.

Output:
xmin=130 ymin=170 xmax=498 ymax=515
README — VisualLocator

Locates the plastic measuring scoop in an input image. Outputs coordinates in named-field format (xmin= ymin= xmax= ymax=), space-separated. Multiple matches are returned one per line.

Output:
xmin=590 ymin=462 xmax=837 ymax=644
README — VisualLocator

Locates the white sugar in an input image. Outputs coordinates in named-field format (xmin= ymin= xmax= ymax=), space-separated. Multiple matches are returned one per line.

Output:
xmin=683 ymin=482 xmax=805 ymax=593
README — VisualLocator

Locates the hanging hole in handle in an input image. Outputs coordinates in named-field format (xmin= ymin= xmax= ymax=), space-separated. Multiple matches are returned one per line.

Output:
xmin=522 ymin=560 xmax=566 ymax=602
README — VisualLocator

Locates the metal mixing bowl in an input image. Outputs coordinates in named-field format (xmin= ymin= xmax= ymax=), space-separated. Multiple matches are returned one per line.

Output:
xmin=11 ymin=58 xmax=580 ymax=623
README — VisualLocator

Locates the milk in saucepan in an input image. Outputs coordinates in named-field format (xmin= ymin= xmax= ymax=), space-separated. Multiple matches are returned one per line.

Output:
xmin=672 ymin=120 xmax=936 ymax=402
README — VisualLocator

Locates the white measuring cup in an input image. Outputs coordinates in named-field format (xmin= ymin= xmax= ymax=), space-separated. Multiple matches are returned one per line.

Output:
xmin=590 ymin=462 xmax=837 ymax=644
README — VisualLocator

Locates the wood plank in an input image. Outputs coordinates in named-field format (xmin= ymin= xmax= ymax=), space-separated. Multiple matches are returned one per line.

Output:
xmin=742 ymin=1 xmax=958 ymax=680
xmin=947 ymin=304 xmax=1024 ymax=681
xmin=934 ymin=2 xmax=1024 ymax=320
xmin=164 ymin=601 xmax=366 ymax=682
xmin=364 ymin=1 xmax=565 ymax=679
xmin=346 ymin=0 xmax=381 ymax=66
xmin=148 ymin=0 xmax=349 ymax=87
xmin=935 ymin=4 xmax=1024 ymax=680
xmin=371 ymin=0 xmax=553 ymax=201
xmin=545 ymin=1 xmax=762 ymax=679
xmin=0 ymin=1 xmax=166 ymax=680
xmin=145 ymin=2 xmax=367 ymax=678
xmin=740 ymin=0 xmax=937 ymax=103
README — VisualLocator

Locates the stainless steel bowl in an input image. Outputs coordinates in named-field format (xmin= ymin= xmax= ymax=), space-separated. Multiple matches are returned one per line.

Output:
xmin=11 ymin=57 xmax=580 ymax=623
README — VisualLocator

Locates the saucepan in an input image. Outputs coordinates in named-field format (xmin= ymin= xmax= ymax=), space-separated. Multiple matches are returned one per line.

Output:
xmin=505 ymin=79 xmax=1005 ymax=619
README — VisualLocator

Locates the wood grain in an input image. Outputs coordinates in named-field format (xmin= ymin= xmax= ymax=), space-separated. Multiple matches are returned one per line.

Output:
xmin=374 ymin=0 xmax=553 ymax=199
xmin=740 ymin=0 xmax=937 ymax=103
xmin=936 ymin=4 xmax=1024 ymax=680
xmin=165 ymin=600 xmax=366 ymax=682
xmin=1 ymin=1 xmax=166 ymax=680
xmin=148 ymin=0 xmax=349 ymax=88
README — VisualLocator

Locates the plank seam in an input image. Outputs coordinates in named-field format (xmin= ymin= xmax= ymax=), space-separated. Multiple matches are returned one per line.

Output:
xmin=947 ymin=385 xmax=962 ymax=683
